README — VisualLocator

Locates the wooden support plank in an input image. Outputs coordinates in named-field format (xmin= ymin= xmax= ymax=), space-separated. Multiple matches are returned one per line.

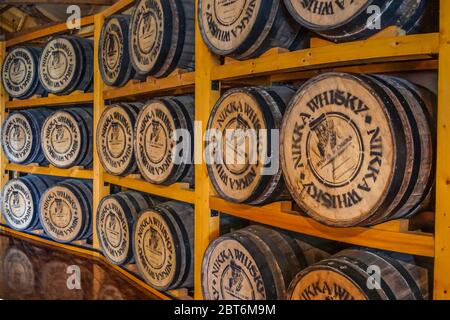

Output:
xmin=5 ymin=163 xmax=94 ymax=179
xmin=92 ymin=14 xmax=109 ymax=251
xmin=193 ymin=0 xmax=221 ymax=300
xmin=212 ymin=33 xmax=439 ymax=81
xmin=434 ymin=0 xmax=450 ymax=300
xmin=5 ymin=15 xmax=94 ymax=47
xmin=1 ymin=0 xmax=114 ymax=5
xmin=104 ymin=174 xmax=195 ymax=204
xmin=210 ymin=197 xmax=435 ymax=258
xmin=5 ymin=92 xmax=93 ymax=109
xmin=0 ymin=41 xmax=8 ymax=226
xmin=101 ymin=0 xmax=134 ymax=18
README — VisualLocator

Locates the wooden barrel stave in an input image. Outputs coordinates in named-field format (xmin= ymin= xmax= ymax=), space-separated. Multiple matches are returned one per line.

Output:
xmin=133 ymin=201 xmax=194 ymax=290
xmin=287 ymin=248 xmax=429 ymax=300
xmin=129 ymin=0 xmax=195 ymax=79
xmin=206 ymin=86 xmax=295 ymax=205
xmin=202 ymin=225 xmax=333 ymax=300
xmin=281 ymin=72 xmax=435 ymax=227
xmin=41 ymin=107 xmax=93 ymax=169
xmin=1 ymin=46 xmax=47 ymax=99
xmin=134 ymin=95 xmax=194 ymax=185
xmin=283 ymin=0 xmax=429 ymax=43
xmin=39 ymin=179 xmax=93 ymax=243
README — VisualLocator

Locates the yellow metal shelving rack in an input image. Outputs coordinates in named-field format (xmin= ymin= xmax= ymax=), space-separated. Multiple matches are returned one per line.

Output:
xmin=0 ymin=0 xmax=449 ymax=300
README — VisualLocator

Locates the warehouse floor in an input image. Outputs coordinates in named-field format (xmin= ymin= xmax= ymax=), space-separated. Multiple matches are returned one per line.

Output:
xmin=0 ymin=232 xmax=158 ymax=300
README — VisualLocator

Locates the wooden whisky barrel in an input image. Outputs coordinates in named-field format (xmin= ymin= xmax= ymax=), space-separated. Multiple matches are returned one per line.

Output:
xmin=1 ymin=108 xmax=51 ymax=165
xmin=198 ymin=0 xmax=304 ymax=60
xmin=39 ymin=36 xmax=93 ymax=95
xmin=288 ymin=248 xmax=429 ymax=300
xmin=3 ymin=246 xmax=36 ymax=296
xmin=283 ymin=0 xmax=429 ymax=43
xmin=97 ymin=191 xmax=158 ymax=265
xmin=202 ymin=225 xmax=331 ymax=300
xmin=99 ymin=15 xmax=144 ymax=87
xmin=97 ymin=103 xmax=143 ymax=176
xmin=1 ymin=175 xmax=59 ymax=231
xmin=2 ymin=46 xmax=47 ymax=99
xmin=129 ymin=0 xmax=195 ymax=78
xmin=280 ymin=72 xmax=435 ymax=227
xmin=41 ymin=107 xmax=93 ymax=169
xmin=135 ymin=95 xmax=194 ymax=185
xmin=206 ymin=86 xmax=295 ymax=205
xmin=39 ymin=179 xmax=93 ymax=243
xmin=133 ymin=201 xmax=194 ymax=290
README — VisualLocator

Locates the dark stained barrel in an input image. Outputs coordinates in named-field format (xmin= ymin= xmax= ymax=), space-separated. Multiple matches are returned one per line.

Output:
xmin=206 ymin=86 xmax=295 ymax=205
xmin=1 ymin=175 xmax=59 ymax=231
xmin=97 ymin=103 xmax=142 ymax=176
xmin=39 ymin=36 xmax=93 ymax=95
xmin=202 ymin=225 xmax=331 ymax=300
xmin=1 ymin=108 xmax=51 ymax=165
xmin=99 ymin=15 xmax=144 ymax=87
xmin=288 ymin=248 xmax=429 ymax=300
xmin=2 ymin=46 xmax=47 ymax=99
xmin=133 ymin=201 xmax=193 ymax=290
xmin=129 ymin=0 xmax=195 ymax=78
xmin=39 ymin=179 xmax=93 ymax=243
xmin=41 ymin=107 xmax=93 ymax=169
xmin=198 ymin=0 xmax=305 ymax=60
xmin=283 ymin=0 xmax=429 ymax=42
xmin=97 ymin=191 xmax=158 ymax=265
xmin=281 ymin=72 xmax=435 ymax=227
xmin=135 ymin=95 xmax=194 ymax=185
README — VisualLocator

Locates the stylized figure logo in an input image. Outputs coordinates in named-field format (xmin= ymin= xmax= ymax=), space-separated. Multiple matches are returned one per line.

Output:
xmin=12 ymin=124 xmax=21 ymax=140
xmin=150 ymin=120 xmax=161 ymax=143
xmin=11 ymin=191 xmax=20 ymax=207
xmin=228 ymin=260 xmax=244 ymax=293
xmin=310 ymin=114 xmax=337 ymax=159
xmin=110 ymin=122 xmax=120 ymax=142
xmin=148 ymin=227 xmax=161 ymax=254
xmin=55 ymin=125 xmax=65 ymax=142
xmin=54 ymin=199 xmax=64 ymax=215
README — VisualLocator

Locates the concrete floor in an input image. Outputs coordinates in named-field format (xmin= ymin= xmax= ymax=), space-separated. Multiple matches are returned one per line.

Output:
xmin=0 ymin=232 xmax=159 ymax=300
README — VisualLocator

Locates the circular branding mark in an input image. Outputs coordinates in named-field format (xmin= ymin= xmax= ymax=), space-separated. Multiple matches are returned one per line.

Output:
xmin=134 ymin=210 xmax=176 ymax=289
xmin=130 ymin=0 xmax=165 ymax=73
xmin=2 ymin=179 xmax=34 ymax=230
xmin=285 ymin=0 xmax=369 ymax=28
xmin=39 ymin=38 xmax=77 ymax=93
xmin=101 ymin=17 xmax=125 ymax=84
xmin=2 ymin=113 xmax=33 ymax=163
xmin=42 ymin=111 xmax=81 ymax=168
xmin=203 ymin=238 xmax=266 ymax=300
xmin=200 ymin=0 xmax=262 ymax=52
xmin=206 ymin=91 xmax=266 ymax=202
xmin=289 ymin=269 xmax=368 ymax=300
xmin=97 ymin=105 xmax=134 ymax=175
xmin=281 ymin=74 xmax=394 ymax=225
xmin=40 ymin=186 xmax=83 ymax=242
xmin=2 ymin=48 xmax=35 ymax=98
xmin=135 ymin=101 xmax=175 ymax=184
xmin=4 ymin=248 xmax=35 ymax=294
xmin=97 ymin=197 xmax=129 ymax=264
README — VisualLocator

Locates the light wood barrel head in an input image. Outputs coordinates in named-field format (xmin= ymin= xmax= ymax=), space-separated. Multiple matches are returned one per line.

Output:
xmin=2 ymin=179 xmax=35 ymax=231
xmin=39 ymin=185 xmax=84 ymax=243
xmin=41 ymin=111 xmax=81 ymax=168
xmin=135 ymin=100 xmax=177 ymax=184
xmin=199 ymin=0 xmax=264 ymax=54
xmin=2 ymin=47 xmax=37 ymax=98
xmin=99 ymin=16 xmax=126 ymax=86
xmin=133 ymin=209 xmax=178 ymax=290
xmin=3 ymin=247 xmax=35 ymax=295
xmin=97 ymin=105 xmax=135 ymax=176
xmin=129 ymin=0 xmax=167 ymax=75
xmin=284 ymin=0 xmax=369 ymax=29
xmin=202 ymin=236 xmax=267 ymax=300
xmin=206 ymin=89 xmax=268 ymax=203
xmin=281 ymin=73 xmax=395 ymax=227
xmin=1 ymin=113 xmax=34 ymax=163
xmin=39 ymin=37 xmax=79 ymax=94
xmin=288 ymin=265 xmax=368 ymax=300
xmin=97 ymin=195 xmax=132 ymax=265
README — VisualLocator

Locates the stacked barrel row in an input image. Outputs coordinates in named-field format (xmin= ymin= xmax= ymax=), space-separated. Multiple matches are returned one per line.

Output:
xmin=206 ymin=73 xmax=436 ymax=228
xmin=1 ymin=175 xmax=93 ymax=244
xmin=2 ymin=36 xmax=93 ymax=100
xmin=98 ymin=0 xmax=195 ymax=87
xmin=1 ymin=106 xmax=93 ymax=169
xmin=197 ymin=0 xmax=435 ymax=60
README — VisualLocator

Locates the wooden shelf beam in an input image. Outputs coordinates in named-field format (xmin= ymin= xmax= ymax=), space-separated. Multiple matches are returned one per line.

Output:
xmin=6 ymin=92 xmax=93 ymax=109
xmin=5 ymin=163 xmax=94 ymax=179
